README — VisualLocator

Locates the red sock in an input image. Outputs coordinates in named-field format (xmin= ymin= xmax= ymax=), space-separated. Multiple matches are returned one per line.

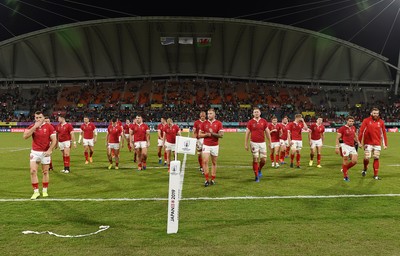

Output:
xmin=211 ymin=175 xmax=216 ymax=180
xmin=42 ymin=182 xmax=48 ymax=188
xmin=164 ymin=151 xmax=167 ymax=161
xmin=363 ymin=159 xmax=369 ymax=170
xmin=280 ymin=151 xmax=285 ymax=162
xmin=90 ymin=151 xmax=93 ymax=157
xmin=84 ymin=152 xmax=89 ymax=160
xmin=296 ymin=153 xmax=301 ymax=165
xmin=310 ymin=153 xmax=314 ymax=160
xmin=198 ymin=155 xmax=203 ymax=167
xmin=342 ymin=165 xmax=348 ymax=177
xmin=373 ymin=159 xmax=379 ymax=176
xmin=158 ymin=151 xmax=161 ymax=158
xmin=205 ymin=173 xmax=209 ymax=181
xmin=253 ymin=162 xmax=259 ymax=176
xmin=270 ymin=153 xmax=274 ymax=162
xmin=290 ymin=153 xmax=295 ymax=163
xmin=286 ymin=147 xmax=290 ymax=156
xmin=32 ymin=183 xmax=39 ymax=189
xmin=317 ymin=154 xmax=321 ymax=165
xmin=64 ymin=156 xmax=70 ymax=168
xmin=275 ymin=154 xmax=280 ymax=164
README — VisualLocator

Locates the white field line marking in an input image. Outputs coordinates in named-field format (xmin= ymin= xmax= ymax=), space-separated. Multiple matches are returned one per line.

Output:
xmin=22 ymin=225 xmax=110 ymax=238
xmin=0 ymin=147 xmax=30 ymax=152
xmin=2 ymin=194 xmax=400 ymax=202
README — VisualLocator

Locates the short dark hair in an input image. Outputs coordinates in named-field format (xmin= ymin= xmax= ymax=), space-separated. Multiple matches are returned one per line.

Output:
xmin=346 ymin=116 xmax=355 ymax=121
xmin=34 ymin=111 xmax=43 ymax=115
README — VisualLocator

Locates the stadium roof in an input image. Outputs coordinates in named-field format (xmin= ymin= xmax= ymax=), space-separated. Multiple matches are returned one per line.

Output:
xmin=0 ymin=16 xmax=393 ymax=85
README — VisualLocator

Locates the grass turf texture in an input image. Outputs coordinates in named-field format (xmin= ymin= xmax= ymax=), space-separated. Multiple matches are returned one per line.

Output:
xmin=1 ymin=132 xmax=400 ymax=255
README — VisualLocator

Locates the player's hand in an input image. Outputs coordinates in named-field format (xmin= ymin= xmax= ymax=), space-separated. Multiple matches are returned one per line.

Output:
xmin=335 ymin=148 xmax=339 ymax=155
xmin=43 ymin=150 xmax=52 ymax=157
xmin=245 ymin=145 xmax=248 ymax=151
xmin=34 ymin=120 xmax=44 ymax=128
xmin=384 ymin=145 xmax=387 ymax=150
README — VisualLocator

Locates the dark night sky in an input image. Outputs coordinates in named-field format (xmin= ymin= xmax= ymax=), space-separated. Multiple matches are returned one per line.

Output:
xmin=1 ymin=0 xmax=399 ymax=67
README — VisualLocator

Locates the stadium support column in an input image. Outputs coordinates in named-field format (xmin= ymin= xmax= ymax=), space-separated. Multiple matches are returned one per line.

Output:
xmin=396 ymin=49 xmax=400 ymax=95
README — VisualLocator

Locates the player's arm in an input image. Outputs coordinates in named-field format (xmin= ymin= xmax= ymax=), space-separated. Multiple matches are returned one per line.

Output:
xmin=199 ymin=130 xmax=210 ymax=138
xmin=23 ymin=121 xmax=42 ymax=139
xmin=308 ymin=127 xmax=312 ymax=144
xmin=265 ymin=127 xmax=271 ymax=145
xmin=301 ymin=118 xmax=308 ymax=130
xmin=119 ymin=131 xmax=124 ymax=148
xmin=335 ymin=132 xmax=342 ymax=154
xmin=105 ymin=131 xmax=109 ymax=146
xmin=157 ymin=128 xmax=162 ymax=140
xmin=244 ymin=128 xmax=250 ymax=150
xmin=146 ymin=130 xmax=150 ymax=147
xmin=71 ymin=129 xmax=77 ymax=148
xmin=129 ymin=128 xmax=133 ymax=147
xmin=381 ymin=121 xmax=388 ymax=149
xmin=287 ymin=129 xmax=292 ymax=145
xmin=177 ymin=127 xmax=182 ymax=136
xmin=162 ymin=131 xmax=166 ymax=145
xmin=211 ymin=131 xmax=223 ymax=138
xmin=44 ymin=134 xmax=57 ymax=157
xmin=93 ymin=128 xmax=97 ymax=143
xmin=358 ymin=120 xmax=366 ymax=146
xmin=192 ymin=127 xmax=197 ymax=138
xmin=78 ymin=129 xmax=83 ymax=144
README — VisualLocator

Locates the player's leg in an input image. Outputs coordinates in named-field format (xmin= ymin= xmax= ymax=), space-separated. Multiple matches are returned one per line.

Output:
xmin=84 ymin=144 xmax=89 ymax=164
xmin=196 ymin=140 xmax=203 ymax=173
xmin=202 ymin=151 xmax=211 ymax=187
xmin=29 ymin=157 xmax=41 ymax=199
xmin=309 ymin=145 xmax=315 ymax=166
xmin=342 ymin=155 xmax=350 ymax=181
xmin=41 ymin=160 xmax=50 ymax=197
xmin=362 ymin=146 xmax=372 ymax=176
xmin=274 ymin=145 xmax=280 ymax=168
xmin=141 ymin=146 xmax=148 ymax=170
xmin=372 ymin=148 xmax=381 ymax=179
xmin=63 ymin=146 xmax=71 ymax=173
xmin=290 ymin=143 xmax=296 ymax=167
xmin=316 ymin=145 xmax=322 ymax=167
xmin=279 ymin=144 xmax=286 ymax=164
xmin=166 ymin=149 xmax=172 ymax=172
xmin=89 ymin=144 xmax=94 ymax=163
xmin=114 ymin=148 xmax=120 ymax=169
xmin=107 ymin=144 xmax=113 ymax=169
xmin=210 ymin=155 xmax=218 ymax=185
xmin=136 ymin=147 xmax=143 ymax=170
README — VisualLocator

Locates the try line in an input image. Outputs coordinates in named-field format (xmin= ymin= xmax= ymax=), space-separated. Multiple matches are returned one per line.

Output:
xmin=1 ymin=193 xmax=400 ymax=202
